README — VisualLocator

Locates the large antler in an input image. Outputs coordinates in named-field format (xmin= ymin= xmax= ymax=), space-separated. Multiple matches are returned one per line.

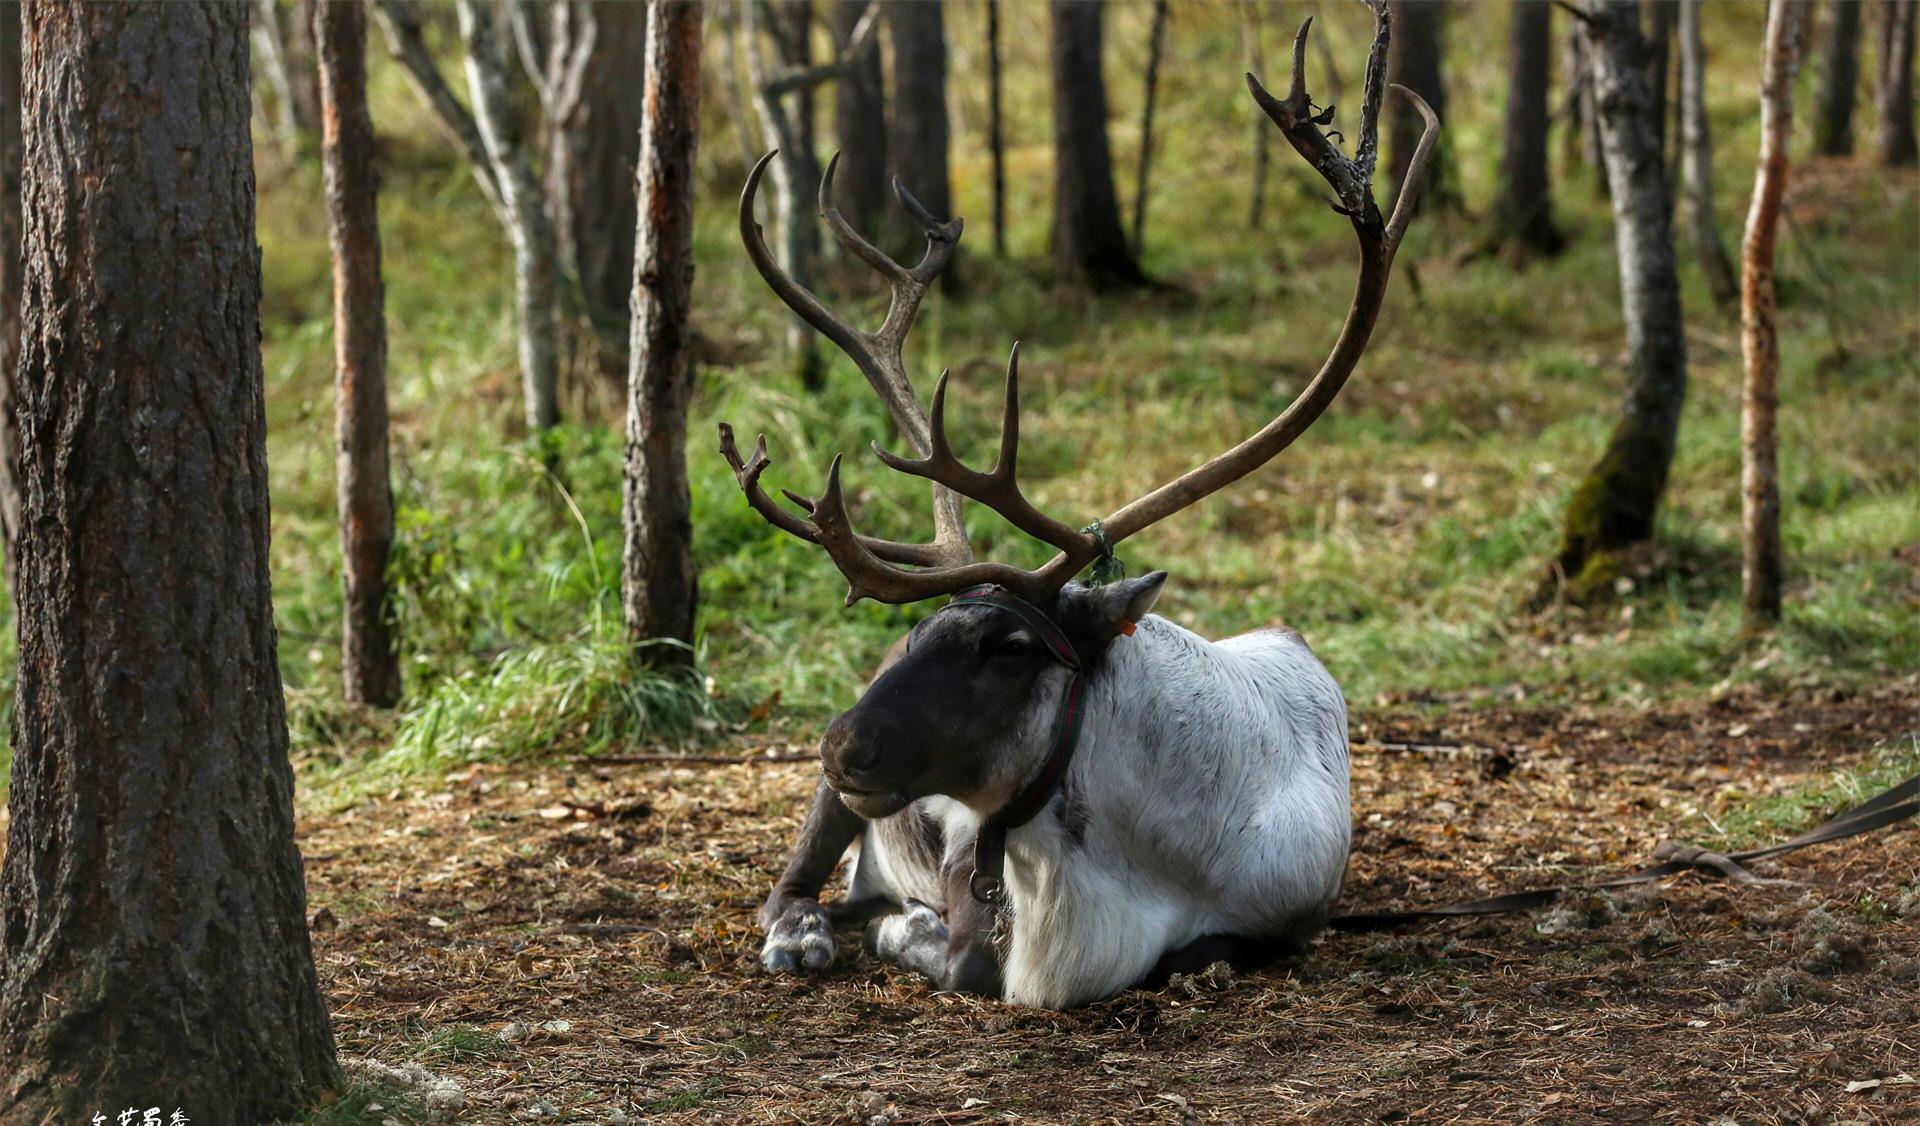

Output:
xmin=721 ymin=0 xmax=1439 ymax=607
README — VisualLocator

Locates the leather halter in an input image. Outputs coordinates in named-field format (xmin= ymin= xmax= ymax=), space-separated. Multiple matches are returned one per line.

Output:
xmin=942 ymin=584 xmax=1088 ymax=907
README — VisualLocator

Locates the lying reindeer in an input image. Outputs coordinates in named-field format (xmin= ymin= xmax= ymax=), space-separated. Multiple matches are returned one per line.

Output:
xmin=719 ymin=4 xmax=1437 ymax=1009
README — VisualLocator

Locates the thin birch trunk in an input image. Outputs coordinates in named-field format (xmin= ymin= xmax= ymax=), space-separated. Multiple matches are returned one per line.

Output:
xmin=1740 ymin=0 xmax=1810 ymax=627
xmin=252 ymin=0 xmax=301 ymax=146
xmin=1131 ymin=0 xmax=1169 ymax=256
xmin=625 ymin=0 xmax=703 ymax=665
xmin=318 ymin=0 xmax=402 ymax=706
xmin=988 ymin=0 xmax=1006 ymax=256
xmin=372 ymin=0 xmax=509 ymax=226
xmin=1877 ymin=0 xmax=1918 ymax=166
xmin=1546 ymin=1 xmax=1688 ymax=594
xmin=1680 ymin=0 xmax=1738 ymax=308
xmin=457 ymin=0 xmax=562 ymax=433
xmin=1244 ymin=4 xmax=1267 ymax=230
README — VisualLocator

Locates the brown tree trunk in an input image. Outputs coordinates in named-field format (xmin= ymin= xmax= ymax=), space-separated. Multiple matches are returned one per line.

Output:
xmin=987 ymin=0 xmax=1006 ymax=256
xmin=1244 ymin=3 xmax=1268 ymax=230
xmin=830 ymin=0 xmax=887 ymax=241
xmin=1740 ymin=0 xmax=1810 ymax=627
xmin=887 ymin=0 xmax=954 ymax=282
xmin=1049 ymin=0 xmax=1147 ymax=289
xmin=1877 ymin=0 xmax=1918 ymax=166
xmin=1492 ymin=0 xmax=1564 ymax=260
xmin=1680 ymin=0 xmax=1738 ymax=308
xmin=545 ymin=1 xmax=648 ymax=381
xmin=624 ymin=0 xmax=702 ymax=665
xmin=1131 ymin=0 xmax=1169 ymax=256
xmin=1813 ymin=0 xmax=1862 ymax=156
xmin=1388 ymin=0 xmax=1452 ymax=210
xmin=0 ymin=4 xmax=339 ymax=1121
xmin=0 ymin=1 xmax=21 ymax=587
xmin=458 ymin=0 xmax=563 ymax=432
xmin=1546 ymin=1 xmax=1689 ymax=597
xmin=318 ymin=0 xmax=402 ymax=707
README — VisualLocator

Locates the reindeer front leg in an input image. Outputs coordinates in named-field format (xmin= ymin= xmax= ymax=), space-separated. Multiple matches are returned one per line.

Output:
xmin=759 ymin=774 xmax=864 ymax=972
xmin=865 ymin=862 xmax=1003 ymax=997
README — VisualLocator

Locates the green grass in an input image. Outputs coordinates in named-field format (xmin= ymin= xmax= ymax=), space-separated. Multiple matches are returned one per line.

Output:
xmin=2 ymin=3 xmax=1916 ymax=799
xmin=1704 ymin=735 xmax=1920 ymax=849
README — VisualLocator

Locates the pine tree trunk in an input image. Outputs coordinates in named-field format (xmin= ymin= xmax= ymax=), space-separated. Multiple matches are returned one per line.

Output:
xmin=0 ymin=2 xmax=21 ymax=587
xmin=1492 ymin=0 xmax=1564 ymax=260
xmin=1741 ymin=0 xmax=1810 ymax=628
xmin=457 ymin=0 xmax=563 ymax=433
xmin=545 ymin=0 xmax=648 ymax=381
xmin=987 ymin=0 xmax=1006 ymax=256
xmin=1680 ymin=0 xmax=1738 ymax=308
xmin=1388 ymin=0 xmax=1451 ymax=210
xmin=319 ymin=0 xmax=402 ymax=707
xmin=1131 ymin=0 xmax=1169 ymax=256
xmin=1547 ymin=0 xmax=1689 ymax=596
xmin=888 ymin=0 xmax=954 ymax=281
xmin=624 ymin=0 xmax=703 ymax=666
xmin=0 ymin=5 xmax=340 ymax=1120
xmin=1877 ymin=0 xmax=1918 ymax=166
xmin=1048 ymin=0 xmax=1147 ymax=289
xmin=830 ymin=0 xmax=887 ymax=240
xmin=1814 ymin=0 xmax=1862 ymax=155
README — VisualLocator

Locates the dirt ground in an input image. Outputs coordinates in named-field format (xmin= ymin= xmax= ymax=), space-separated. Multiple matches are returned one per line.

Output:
xmin=304 ymin=681 xmax=1920 ymax=1126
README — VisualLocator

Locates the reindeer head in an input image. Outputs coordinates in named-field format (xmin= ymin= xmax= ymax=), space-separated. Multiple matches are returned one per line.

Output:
xmin=721 ymin=3 xmax=1436 ymax=820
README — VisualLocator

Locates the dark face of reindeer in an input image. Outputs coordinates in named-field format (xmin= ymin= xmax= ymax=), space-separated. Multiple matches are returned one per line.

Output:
xmin=820 ymin=575 xmax=1166 ymax=819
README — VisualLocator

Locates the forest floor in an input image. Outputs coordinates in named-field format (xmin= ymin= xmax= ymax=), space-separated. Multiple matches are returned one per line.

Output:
xmin=303 ymin=680 xmax=1920 ymax=1126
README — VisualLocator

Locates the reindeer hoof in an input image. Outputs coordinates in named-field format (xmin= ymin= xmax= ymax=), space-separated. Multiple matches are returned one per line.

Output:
xmin=868 ymin=899 xmax=948 ymax=962
xmin=761 ymin=898 xmax=835 ymax=974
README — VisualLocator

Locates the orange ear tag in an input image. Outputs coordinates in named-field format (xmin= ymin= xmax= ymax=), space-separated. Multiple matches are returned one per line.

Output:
xmin=1117 ymin=620 xmax=1137 ymax=637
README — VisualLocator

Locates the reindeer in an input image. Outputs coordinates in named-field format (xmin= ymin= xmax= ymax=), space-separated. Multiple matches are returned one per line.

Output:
xmin=719 ymin=5 xmax=1437 ymax=1010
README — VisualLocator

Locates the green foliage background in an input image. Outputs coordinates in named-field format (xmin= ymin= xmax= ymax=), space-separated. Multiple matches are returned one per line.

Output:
xmin=1 ymin=2 xmax=1913 ymax=795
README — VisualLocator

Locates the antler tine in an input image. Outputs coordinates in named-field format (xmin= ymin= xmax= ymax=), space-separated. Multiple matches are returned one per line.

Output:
xmin=818 ymin=152 xmax=912 ymax=286
xmin=716 ymin=423 xmax=958 ymax=569
xmin=805 ymin=454 xmax=1056 ymax=606
xmin=869 ymin=344 xmax=1095 ymax=557
xmin=739 ymin=151 xmax=864 ymax=359
xmin=1384 ymin=85 xmax=1441 ymax=252
xmin=892 ymin=176 xmax=964 ymax=287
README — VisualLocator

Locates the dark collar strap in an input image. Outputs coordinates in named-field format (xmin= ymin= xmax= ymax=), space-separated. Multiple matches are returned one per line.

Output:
xmin=943 ymin=585 xmax=1088 ymax=907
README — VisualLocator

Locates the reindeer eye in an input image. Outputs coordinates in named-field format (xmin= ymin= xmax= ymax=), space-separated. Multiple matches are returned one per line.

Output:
xmin=985 ymin=631 xmax=1038 ymax=660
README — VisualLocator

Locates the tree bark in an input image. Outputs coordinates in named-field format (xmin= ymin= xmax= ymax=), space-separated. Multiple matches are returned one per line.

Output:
xmin=887 ymin=0 xmax=954 ymax=282
xmin=1547 ymin=0 xmax=1689 ymax=595
xmin=1048 ymin=0 xmax=1147 ymax=289
xmin=830 ymin=0 xmax=887 ymax=241
xmin=1813 ymin=0 xmax=1863 ymax=156
xmin=1388 ymin=0 xmax=1451 ymax=210
xmin=318 ymin=0 xmax=402 ymax=707
xmin=0 ymin=1 xmax=21 ymax=587
xmin=1740 ymin=0 xmax=1810 ymax=627
xmin=624 ymin=0 xmax=703 ymax=666
xmin=544 ymin=1 xmax=648 ymax=380
xmin=1244 ymin=4 xmax=1268 ymax=230
xmin=0 ymin=4 xmax=339 ymax=1121
xmin=1131 ymin=0 xmax=1169 ymax=256
xmin=987 ymin=0 xmax=1006 ymax=256
xmin=457 ymin=0 xmax=563 ymax=433
xmin=286 ymin=0 xmax=321 ymax=135
xmin=1566 ymin=16 xmax=1610 ymax=197
xmin=1644 ymin=0 xmax=1672 ymax=164
xmin=1492 ymin=0 xmax=1564 ymax=260
xmin=743 ymin=0 xmax=825 ymax=389
xmin=1876 ymin=0 xmax=1918 ymax=166
xmin=1679 ymin=0 xmax=1738 ymax=308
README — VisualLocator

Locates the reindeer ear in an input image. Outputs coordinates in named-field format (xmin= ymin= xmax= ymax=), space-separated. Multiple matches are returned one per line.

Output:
xmin=1087 ymin=572 xmax=1167 ymax=636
